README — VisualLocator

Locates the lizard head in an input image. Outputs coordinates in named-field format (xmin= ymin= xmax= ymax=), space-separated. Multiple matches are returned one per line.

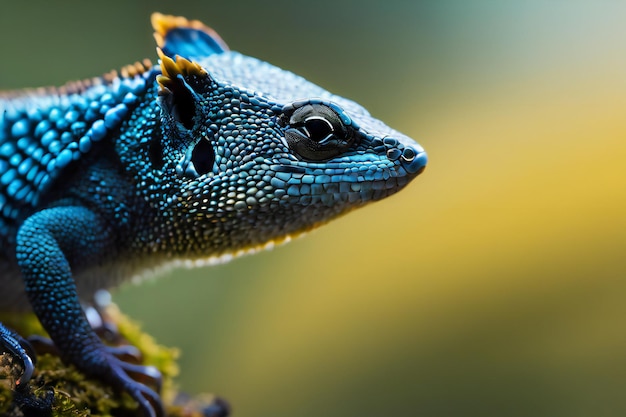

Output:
xmin=147 ymin=13 xmax=427 ymax=258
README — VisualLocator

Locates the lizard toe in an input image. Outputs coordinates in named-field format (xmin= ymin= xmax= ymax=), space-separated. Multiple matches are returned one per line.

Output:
xmin=108 ymin=355 xmax=165 ymax=417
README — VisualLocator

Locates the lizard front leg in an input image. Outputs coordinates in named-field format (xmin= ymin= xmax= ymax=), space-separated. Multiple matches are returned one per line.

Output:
xmin=15 ymin=205 xmax=163 ymax=417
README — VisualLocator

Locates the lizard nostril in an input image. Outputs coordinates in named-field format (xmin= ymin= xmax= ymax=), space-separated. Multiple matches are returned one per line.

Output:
xmin=401 ymin=147 xmax=416 ymax=162
xmin=401 ymin=146 xmax=427 ymax=175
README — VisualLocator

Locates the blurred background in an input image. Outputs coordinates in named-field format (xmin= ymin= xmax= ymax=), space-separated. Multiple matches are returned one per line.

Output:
xmin=2 ymin=1 xmax=626 ymax=416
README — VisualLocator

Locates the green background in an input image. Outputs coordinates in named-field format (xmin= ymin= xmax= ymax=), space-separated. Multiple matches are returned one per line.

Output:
xmin=2 ymin=1 xmax=626 ymax=416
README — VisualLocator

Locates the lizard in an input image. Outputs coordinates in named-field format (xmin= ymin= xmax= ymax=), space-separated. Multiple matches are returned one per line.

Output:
xmin=0 ymin=13 xmax=427 ymax=417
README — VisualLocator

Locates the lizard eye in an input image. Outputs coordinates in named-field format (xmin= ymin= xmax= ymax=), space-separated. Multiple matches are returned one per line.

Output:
xmin=300 ymin=116 xmax=334 ymax=143
xmin=281 ymin=103 xmax=355 ymax=161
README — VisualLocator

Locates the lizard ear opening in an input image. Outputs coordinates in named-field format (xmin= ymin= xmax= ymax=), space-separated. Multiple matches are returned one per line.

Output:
xmin=156 ymin=48 xmax=210 ymax=131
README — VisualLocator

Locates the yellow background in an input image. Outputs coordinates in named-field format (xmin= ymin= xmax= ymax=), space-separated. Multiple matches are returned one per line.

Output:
xmin=2 ymin=1 xmax=625 ymax=416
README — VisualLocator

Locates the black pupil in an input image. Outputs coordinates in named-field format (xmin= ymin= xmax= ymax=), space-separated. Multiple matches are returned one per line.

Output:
xmin=305 ymin=118 xmax=333 ymax=141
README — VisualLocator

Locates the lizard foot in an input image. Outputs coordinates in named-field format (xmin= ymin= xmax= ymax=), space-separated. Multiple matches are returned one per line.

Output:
xmin=85 ymin=290 xmax=166 ymax=412
xmin=106 ymin=353 xmax=165 ymax=417
xmin=26 ymin=332 xmax=164 ymax=416
xmin=0 ymin=322 xmax=35 ymax=386
xmin=106 ymin=347 xmax=163 ymax=391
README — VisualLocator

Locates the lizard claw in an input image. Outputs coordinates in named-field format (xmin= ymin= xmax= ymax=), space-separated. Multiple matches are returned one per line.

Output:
xmin=0 ymin=323 xmax=35 ymax=386
xmin=108 ymin=355 xmax=165 ymax=417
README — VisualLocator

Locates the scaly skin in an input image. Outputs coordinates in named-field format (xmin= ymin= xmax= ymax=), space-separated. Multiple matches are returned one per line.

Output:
xmin=0 ymin=13 xmax=427 ymax=417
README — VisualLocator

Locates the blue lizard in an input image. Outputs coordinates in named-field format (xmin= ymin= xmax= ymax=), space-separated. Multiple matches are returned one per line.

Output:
xmin=0 ymin=13 xmax=427 ymax=416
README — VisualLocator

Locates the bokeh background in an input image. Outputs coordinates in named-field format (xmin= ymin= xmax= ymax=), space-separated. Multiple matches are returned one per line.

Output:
xmin=2 ymin=1 xmax=626 ymax=416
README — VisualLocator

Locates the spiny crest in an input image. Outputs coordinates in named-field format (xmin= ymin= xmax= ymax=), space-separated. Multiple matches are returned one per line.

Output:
xmin=155 ymin=47 xmax=207 ymax=94
xmin=0 ymin=60 xmax=152 ymax=100
xmin=102 ymin=59 xmax=153 ymax=83
xmin=151 ymin=12 xmax=228 ymax=52
xmin=120 ymin=59 xmax=154 ymax=79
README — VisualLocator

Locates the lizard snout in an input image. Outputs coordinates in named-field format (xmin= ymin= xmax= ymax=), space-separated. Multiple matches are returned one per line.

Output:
xmin=381 ymin=137 xmax=428 ymax=175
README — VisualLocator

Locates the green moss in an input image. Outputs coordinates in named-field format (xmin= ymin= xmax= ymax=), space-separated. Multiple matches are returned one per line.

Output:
xmin=0 ymin=305 xmax=218 ymax=417
xmin=0 ymin=370 xmax=14 ymax=414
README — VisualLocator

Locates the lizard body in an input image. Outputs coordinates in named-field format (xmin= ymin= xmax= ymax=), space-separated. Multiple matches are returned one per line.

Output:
xmin=0 ymin=13 xmax=427 ymax=416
